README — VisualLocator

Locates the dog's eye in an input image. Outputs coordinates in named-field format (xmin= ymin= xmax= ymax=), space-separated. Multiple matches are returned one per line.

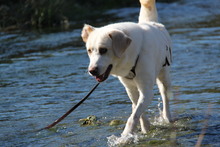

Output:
xmin=87 ymin=49 xmax=92 ymax=54
xmin=99 ymin=48 xmax=107 ymax=55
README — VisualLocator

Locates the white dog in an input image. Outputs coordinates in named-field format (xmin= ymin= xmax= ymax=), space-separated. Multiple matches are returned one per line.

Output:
xmin=81 ymin=0 xmax=172 ymax=136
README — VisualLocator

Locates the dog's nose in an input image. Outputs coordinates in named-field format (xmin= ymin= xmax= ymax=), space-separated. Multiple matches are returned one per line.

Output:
xmin=89 ymin=67 xmax=99 ymax=76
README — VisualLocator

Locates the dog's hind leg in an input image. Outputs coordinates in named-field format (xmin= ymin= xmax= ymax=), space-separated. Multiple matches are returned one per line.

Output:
xmin=139 ymin=0 xmax=158 ymax=23
xmin=156 ymin=67 xmax=172 ymax=123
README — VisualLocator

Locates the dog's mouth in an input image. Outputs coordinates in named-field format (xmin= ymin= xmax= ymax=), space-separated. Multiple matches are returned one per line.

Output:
xmin=95 ymin=64 xmax=112 ymax=82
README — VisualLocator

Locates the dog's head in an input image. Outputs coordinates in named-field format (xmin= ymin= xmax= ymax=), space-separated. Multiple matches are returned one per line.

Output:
xmin=81 ymin=24 xmax=131 ymax=82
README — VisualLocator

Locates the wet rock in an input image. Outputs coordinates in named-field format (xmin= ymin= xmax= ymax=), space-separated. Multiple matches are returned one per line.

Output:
xmin=109 ymin=120 xmax=124 ymax=126
xmin=79 ymin=115 xmax=99 ymax=126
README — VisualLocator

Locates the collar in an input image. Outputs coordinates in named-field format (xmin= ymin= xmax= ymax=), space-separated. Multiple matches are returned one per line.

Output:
xmin=125 ymin=55 xmax=139 ymax=79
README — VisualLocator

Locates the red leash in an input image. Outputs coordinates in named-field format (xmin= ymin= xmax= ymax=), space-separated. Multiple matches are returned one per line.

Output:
xmin=40 ymin=82 xmax=100 ymax=130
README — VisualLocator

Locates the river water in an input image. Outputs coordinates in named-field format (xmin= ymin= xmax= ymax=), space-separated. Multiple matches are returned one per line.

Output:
xmin=0 ymin=0 xmax=220 ymax=146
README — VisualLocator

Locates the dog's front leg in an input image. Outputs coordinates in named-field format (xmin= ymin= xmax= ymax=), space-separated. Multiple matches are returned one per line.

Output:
xmin=119 ymin=77 xmax=151 ymax=134
xmin=121 ymin=87 xmax=153 ymax=136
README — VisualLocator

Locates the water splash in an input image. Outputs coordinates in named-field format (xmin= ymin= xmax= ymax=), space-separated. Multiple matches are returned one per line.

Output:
xmin=107 ymin=98 xmax=173 ymax=146
xmin=107 ymin=133 xmax=141 ymax=147
xmin=151 ymin=97 xmax=165 ymax=125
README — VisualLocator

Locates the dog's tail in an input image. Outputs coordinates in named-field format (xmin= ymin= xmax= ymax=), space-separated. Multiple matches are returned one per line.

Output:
xmin=138 ymin=0 xmax=158 ymax=23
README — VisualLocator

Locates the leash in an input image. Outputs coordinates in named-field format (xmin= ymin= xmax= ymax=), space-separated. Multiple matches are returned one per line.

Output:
xmin=40 ymin=82 xmax=100 ymax=130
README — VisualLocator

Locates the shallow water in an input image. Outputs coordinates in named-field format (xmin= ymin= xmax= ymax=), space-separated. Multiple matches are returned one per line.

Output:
xmin=0 ymin=0 xmax=220 ymax=146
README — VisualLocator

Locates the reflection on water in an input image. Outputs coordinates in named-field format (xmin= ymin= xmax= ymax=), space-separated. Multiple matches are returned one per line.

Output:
xmin=0 ymin=0 xmax=220 ymax=146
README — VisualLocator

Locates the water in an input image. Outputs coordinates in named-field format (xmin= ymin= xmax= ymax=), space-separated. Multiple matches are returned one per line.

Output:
xmin=0 ymin=0 xmax=220 ymax=146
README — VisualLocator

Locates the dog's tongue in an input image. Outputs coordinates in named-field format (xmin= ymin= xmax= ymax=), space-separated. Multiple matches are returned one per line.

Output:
xmin=95 ymin=75 xmax=104 ymax=82
xmin=94 ymin=64 xmax=112 ymax=82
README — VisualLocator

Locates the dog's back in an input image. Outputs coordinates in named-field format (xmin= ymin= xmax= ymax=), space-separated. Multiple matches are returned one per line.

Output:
xmin=138 ymin=0 xmax=172 ymax=69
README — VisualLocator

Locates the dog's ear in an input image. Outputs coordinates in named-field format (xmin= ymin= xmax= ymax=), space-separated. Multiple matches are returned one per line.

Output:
xmin=109 ymin=30 xmax=131 ymax=58
xmin=81 ymin=24 xmax=95 ymax=42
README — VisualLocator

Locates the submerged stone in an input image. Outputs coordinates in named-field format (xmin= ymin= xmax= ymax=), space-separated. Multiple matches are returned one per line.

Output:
xmin=79 ymin=115 xmax=99 ymax=126
xmin=109 ymin=120 xmax=124 ymax=126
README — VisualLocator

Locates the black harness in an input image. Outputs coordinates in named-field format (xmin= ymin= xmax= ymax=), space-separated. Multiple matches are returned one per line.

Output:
xmin=163 ymin=57 xmax=170 ymax=67
xmin=125 ymin=55 xmax=139 ymax=79
xmin=163 ymin=46 xmax=172 ymax=67
xmin=125 ymin=46 xmax=171 ymax=79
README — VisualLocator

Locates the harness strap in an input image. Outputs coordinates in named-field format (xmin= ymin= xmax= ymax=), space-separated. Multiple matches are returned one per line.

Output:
xmin=125 ymin=55 xmax=139 ymax=79
xmin=163 ymin=57 xmax=170 ymax=67
xmin=163 ymin=46 xmax=171 ymax=67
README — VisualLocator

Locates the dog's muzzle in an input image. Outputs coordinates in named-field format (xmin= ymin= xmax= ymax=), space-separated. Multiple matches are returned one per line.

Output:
xmin=89 ymin=64 xmax=113 ymax=82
